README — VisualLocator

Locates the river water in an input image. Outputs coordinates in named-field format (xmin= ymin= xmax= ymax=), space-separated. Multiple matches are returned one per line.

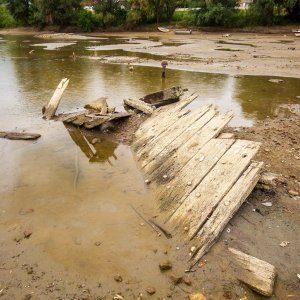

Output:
xmin=0 ymin=34 xmax=299 ymax=298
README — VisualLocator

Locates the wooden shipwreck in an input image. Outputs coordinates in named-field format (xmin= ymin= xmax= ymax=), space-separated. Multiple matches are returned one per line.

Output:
xmin=133 ymin=94 xmax=263 ymax=269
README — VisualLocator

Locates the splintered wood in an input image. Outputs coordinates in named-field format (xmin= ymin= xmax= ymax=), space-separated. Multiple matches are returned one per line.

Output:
xmin=133 ymin=95 xmax=263 ymax=268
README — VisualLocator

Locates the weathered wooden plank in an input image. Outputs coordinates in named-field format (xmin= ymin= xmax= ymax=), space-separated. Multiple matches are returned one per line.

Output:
xmin=137 ymin=105 xmax=212 ymax=162
xmin=134 ymin=94 xmax=198 ymax=140
xmin=189 ymin=161 xmax=264 ymax=267
xmin=84 ymin=97 xmax=109 ymax=113
xmin=149 ymin=112 xmax=234 ymax=181
xmin=169 ymin=140 xmax=261 ymax=239
xmin=56 ymin=110 xmax=88 ymax=123
xmin=218 ymin=132 xmax=235 ymax=139
xmin=156 ymin=138 xmax=235 ymax=212
xmin=142 ymin=108 xmax=218 ymax=175
xmin=124 ymin=98 xmax=155 ymax=115
xmin=228 ymin=248 xmax=276 ymax=297
xmin=0 ymin=131 xmax=41 ymax=140
xmin=71 ymin=115 xmax=91 ymax=126
xmin=84 ymin=116 xmax=110 ymax=129
xmin=43 ymin=78 xmax=69 ymax=120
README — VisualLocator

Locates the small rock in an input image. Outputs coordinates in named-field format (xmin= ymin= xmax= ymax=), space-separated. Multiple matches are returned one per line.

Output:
xmin=163 ymin=175 xmax=168 ymax=179
xmin=146 ymin=286 xmax=156 ymax=295
xmin=114 ymin=274 xmax=123 ymax=282
xmin=23 ymin=231 xmax=32 ymax=239
xmin=94 ymin=241 xmax=102 ymax=246
xmin=19 ymin=208 xmax=34 ymax=215
xmin=169 ymin=274 xmax=182 ymax=285
xmin=187 ymin=181 xmax=192 ymax=186
xmin=288 ymin=189 xmax=299 ymax=196
xmin=145 ymin=179 xmax=151 ymax=184
xmin=280 ymin=241 xmax=290 ymax=247
xmin=268 ymin=79 xmax=283 ymax=83
xmin=189 ymin=292 xmax=206 ymax=300
xmin=159 ymin=260 xmax=172 ymax=271
xmin=91 ymin=138 xmax=99 ymax=144
xmin=261 ymin=202 xmax=272 ymax=207
xmin=183 ymin=275 xmax=192 ymax=286
xmin=264 ymin=148 xmax=270 ymax=153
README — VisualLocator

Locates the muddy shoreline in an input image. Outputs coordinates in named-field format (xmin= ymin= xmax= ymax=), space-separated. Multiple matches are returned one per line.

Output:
xmin=1 ymin=28 xmax=300 ymax=78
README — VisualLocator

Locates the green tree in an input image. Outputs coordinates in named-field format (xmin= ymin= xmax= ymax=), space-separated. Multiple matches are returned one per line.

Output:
xmin=8 ymin=0 xmax=29 ymax=24
xmin=0 ymin=4 xmax=16 ymax=27
xmin=193 ymin=0 xmax=239 ymax=26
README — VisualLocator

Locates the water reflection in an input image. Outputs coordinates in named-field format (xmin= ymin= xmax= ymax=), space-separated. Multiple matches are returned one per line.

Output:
xmin=65 ymin=124 xmax=118 ymax=164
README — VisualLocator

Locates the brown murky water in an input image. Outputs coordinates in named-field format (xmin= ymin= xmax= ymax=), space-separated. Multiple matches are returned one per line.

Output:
xmin=0 ymin=35 xmax=300 ymax=299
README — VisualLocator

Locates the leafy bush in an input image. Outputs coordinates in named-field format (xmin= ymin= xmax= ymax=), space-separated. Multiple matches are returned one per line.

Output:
xmin=126 ymin=10 xmax=142 ymax=27
xmin=77 ymin=9 xmax=95 ymax=32
xmin=0 ymin=5 xmax=16 ymax=27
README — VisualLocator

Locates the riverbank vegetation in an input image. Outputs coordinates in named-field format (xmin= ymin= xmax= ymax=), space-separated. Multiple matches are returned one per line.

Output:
xmin=0 ymin=0 xmax=299 ymax=30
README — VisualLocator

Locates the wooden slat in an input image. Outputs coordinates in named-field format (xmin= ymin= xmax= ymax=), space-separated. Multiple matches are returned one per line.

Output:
xmin=137 ymin=105 xmax=212 ymax=163
xmin=156 ymin=138 xmax=235 ymax=212
xmin=228 ymin=248 xmax=276 ymax=297
xmin=142 ymin=108 xmax=218 ymax=175
xmin=189 ymin=161 xmax=263 ymax=267
xmin=169 ymin=140 xmax=261 ymax=239
xmin=124 ymin=98 xmax=155 ymax=115
xmin=148 ymin=112 xmax=234 ymax=181
xmin=134 ymin=94 xmax=198 ymax=140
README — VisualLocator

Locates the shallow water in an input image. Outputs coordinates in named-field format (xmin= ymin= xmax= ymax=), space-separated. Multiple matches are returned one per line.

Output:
xmin=0 ymin=34 xmax=300 ymax=287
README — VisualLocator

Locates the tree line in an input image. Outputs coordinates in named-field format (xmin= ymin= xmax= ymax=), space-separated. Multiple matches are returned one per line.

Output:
xmin=0 ymin=0 xmax=299 ymax=30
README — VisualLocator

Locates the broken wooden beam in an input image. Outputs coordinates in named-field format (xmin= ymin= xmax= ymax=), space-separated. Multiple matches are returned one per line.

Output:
xmin=43 ymin=78 xmax=69 ymax=120
xmin=0 ymin=131 xmax=41 ymax=140
xmin=229 ymin=247 xmax=276 ymax=297
xmin=84 ymin=97 xmax=111 ymax=114
xmin=140 ymin=86 xmax=183 ymax=108
xmin=124 ymin=98 xmax=155 ymax=115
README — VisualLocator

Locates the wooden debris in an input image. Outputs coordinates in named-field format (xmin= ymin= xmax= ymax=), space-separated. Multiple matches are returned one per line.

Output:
xmin=133 ymin=103 xmax=263 ymax=267
xmin=43 ymin=78 xmax=69 ymax=120
xmin=84 ymin=97 xmax=109 ymax=114
xmin=0 ymin=131 xmax=41 ymax=140
xmin=140 ymin=86 xmax=183 ymax=108
xmin=218 ymin=132 xmax=235 ymax=139
xmin=259 ymin=171 xmax=280 ymax=187
xmin=124 ymin=98 xmax=155 ymax=115
xmin=229 ymin=247 xmax=276 ymax=297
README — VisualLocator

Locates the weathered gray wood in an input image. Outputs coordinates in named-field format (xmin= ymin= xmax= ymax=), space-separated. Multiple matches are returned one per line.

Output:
xmin=56 ymin=110 xmax=88 ymax=123
xmin=134 ymin=95 xmax=198 ymax=144
xmin=149 ymin=112 xmax=234 ymax=181
xmin=124 ymin=98 xmax=155 ymax=115
xmin=189 ymin=161 xmax=264 ymax=266
xmin=218 ymin=132 xmax=235 ymax=139
xmin=169 ymin=140 xmax=261 ymax=238
xmin=0 ymin=131 xmax=41 ymax=140
xmin=142 ymin=108 xmax=218 ymax=175
xmin=84 ymin=97 xmax=108 ymax=113
xmin=156 ymin=138 xmax=235 ymax=212
xmin=229 ymin=247 xmax=276 ymax=297
xmin=137 ymin=105 xmax=211 ymax=163
xmin=140 ymin=86 xmax=183 ymax=107
xmin=43 ymin=78 xmax=69 ymax=120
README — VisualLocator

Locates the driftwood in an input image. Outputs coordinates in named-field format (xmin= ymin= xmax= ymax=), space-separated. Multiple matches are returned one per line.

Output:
xmin=124 ymin=98 xmax=155 ymax=115
xmin=57 ymin=111 xmax=131 ymax=129
xmin=43 ymin=78 xmax=69 ymax=120
xmin=0 ymin=131 xmax=41 ymax=140
xmin=84 ymin=97 xmax=111 ymax=114
xmin=140 ymin=86 xmax=183 ymax=108
xmin=229 ymin=247 xmax=276 ymax=297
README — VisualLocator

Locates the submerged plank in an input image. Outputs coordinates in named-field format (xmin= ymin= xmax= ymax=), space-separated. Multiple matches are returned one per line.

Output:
xmin=142 ymin=107 xmax=218 ymax=175
xmin=43 ymin=78 xmax=69 ymax=120
xmin=0 ymin=131 xmax=41 ymax=140
xmin=229 ymin=248 xmax=276 ymax=297
xmin=189 ymin=161 xmax=264 ymax=267
xmin=149 ymin=112 xmax=234 ymax=181
xmin=169 ymin=140 xmax=261 ymax=238
xmin=156 ymin=138 xmax=235 ymax=212
xmin=137 ymin=105 xmax=211 ymax=163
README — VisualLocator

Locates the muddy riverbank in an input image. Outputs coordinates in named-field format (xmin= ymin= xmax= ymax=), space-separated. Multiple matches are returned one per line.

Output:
xmin=1 ymin=28 xmax=300 ymax=78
